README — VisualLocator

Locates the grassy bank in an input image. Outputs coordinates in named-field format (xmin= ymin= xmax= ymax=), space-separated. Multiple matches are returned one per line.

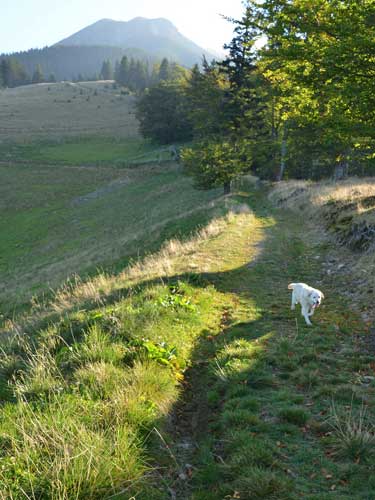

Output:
xmin=0 ymin=208 xmax=252 ymax=499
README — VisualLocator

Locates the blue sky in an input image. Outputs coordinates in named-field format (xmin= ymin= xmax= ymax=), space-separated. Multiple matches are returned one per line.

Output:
xmin=1 ymin=0 xmax=244 ymax=54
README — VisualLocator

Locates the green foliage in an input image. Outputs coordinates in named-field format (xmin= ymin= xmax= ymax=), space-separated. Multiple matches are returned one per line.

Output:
xmin=100 ymin=59 xmax=113 ymax=80
xmin=32 ymin=64 xmax=44 ymax=84
xmin=250 ymin=0 xmax=375 ymax=177
xmin=136 ymin=81 xmax=193 ymax=144
xmin=0 ymin=57 xmax=29 ymax=87
xmin=185 ymin=61 xmax=228 ymax=138
xmin=182 ymin=140 xmax=252 ymax=193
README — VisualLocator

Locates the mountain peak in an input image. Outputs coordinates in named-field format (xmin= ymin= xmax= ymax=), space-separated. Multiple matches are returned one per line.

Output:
xmin=56 ymin=17 xmax=214 ymax=67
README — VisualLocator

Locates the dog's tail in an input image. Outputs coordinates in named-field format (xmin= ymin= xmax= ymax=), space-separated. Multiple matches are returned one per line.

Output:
xmin=288 ymin=283 xmax=296 ymax=290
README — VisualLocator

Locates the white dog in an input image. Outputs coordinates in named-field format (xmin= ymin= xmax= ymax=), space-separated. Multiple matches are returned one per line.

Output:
xmin=288 ymin=283 xmax=324 ymax=326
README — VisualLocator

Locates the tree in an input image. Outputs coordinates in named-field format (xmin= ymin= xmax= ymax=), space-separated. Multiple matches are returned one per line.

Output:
xmin=158 ymin=58 xmax=170 ymax=81
xmin=185 ymin=61 xmax=228 ymax=138
xmin=0 ymin=58 xmax=29 ymax=87
xmin=182 ymin=5 xmax=273 ymax=189
xmin=32 ymin=64 xmax=44 ymax=83
xmin=116 ymin=56 xmax=129 ymax=87
xmin=182 ymin=140 xmax=252 ymax=194
xmin=220 ymin=5 xmax=268 ymax=144
xmin=100 ymin=60 xmax=113 ymax=80
xmin=136 ymin=81 xmax=193 ymax=144
xmin=251 ymin=0 xmax=375 ymax=177
xmin=134 ymin=60 xmax=148 ymax=91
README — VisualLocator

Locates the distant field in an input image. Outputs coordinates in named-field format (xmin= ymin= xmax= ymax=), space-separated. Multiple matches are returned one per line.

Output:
xmin=0 ymin=161 xmax=222 ymax=314
xmin=0 ymin=137 xmax=173 ymax=166
xmin=0 ymin=81 xmax=139 ymax=142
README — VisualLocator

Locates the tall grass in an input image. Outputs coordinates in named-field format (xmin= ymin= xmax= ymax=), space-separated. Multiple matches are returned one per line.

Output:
xmin=0 ymin=209 xmax=247 ymax=498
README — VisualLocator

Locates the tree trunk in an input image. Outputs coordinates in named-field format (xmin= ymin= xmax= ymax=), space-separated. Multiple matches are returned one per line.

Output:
xmin=224 ymin=181 xmax=231 ymax=194
xmin=277 ymin=127 xmax=287 ymax=181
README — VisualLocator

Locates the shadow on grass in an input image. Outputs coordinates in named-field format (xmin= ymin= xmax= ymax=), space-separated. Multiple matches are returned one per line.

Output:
xmin=1 ymin=190 xmax=348 ymax=499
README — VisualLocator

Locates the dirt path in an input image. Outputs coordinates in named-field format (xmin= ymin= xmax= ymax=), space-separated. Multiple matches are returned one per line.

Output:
xmin=164 ymin=190 xmax=374 ymax=499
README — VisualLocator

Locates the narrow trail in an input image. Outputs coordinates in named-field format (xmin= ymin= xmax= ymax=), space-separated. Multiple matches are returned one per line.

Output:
xmin=164 ymin=190 xmax=373 ymax=499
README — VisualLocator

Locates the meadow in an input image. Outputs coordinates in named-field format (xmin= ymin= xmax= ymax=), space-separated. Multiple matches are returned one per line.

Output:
xmin=1 ymin=82 xmax=374 ymax=499
xmin=0 ymin=82 xmax=212 ymax=314
xmin=0 ymin=81 xmax=139 ymax=142
xmin=0 ymin=158 xmax=223 ymax=314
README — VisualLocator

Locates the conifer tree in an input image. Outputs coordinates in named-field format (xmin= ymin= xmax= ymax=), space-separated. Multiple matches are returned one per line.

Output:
xmin=116 ymin=56 xmax=129 ymax=87
xmin=158 ymin=58 xmax=170 ymax=81
xmin=32 ymin=64 xmax=44 ymax=84
xmin=100 ymin=60 xmax=113 ymax=80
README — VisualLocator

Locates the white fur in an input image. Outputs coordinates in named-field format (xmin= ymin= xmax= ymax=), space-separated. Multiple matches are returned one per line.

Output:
xmin=288 ymin=282 xmax=324 ymax=326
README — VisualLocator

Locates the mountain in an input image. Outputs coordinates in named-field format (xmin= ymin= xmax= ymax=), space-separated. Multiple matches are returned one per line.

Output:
xmin=56 ymin=17 xmax=215 ymax=68
xmin=2 ymin=46 xmax=150 ymax=82
xmin=1 ymin=18 xmax=216 ymax=83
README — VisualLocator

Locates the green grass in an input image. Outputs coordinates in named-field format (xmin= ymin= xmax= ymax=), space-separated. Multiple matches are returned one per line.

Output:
xmin=0 ymin=137 xmax=174 ymax=166
xmin=1 ymin=169 xmax=375 ymax=498
xmin=0 ymin=246 xmax=235 ymax=498
xmin=0 ymin=159 xmax=222 ymax=314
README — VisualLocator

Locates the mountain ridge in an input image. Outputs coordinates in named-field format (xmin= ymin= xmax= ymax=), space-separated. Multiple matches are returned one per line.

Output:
xmin=1 ymin=17 xmax=217 ymax=83
xmin=55 ymin=17 xmax=215 ymax=67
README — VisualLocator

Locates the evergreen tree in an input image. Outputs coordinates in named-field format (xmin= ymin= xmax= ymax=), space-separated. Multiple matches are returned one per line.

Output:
xmin=128 ymin=58 xmax=137 ymax=91
xmin=0 ymin=58 xmax=29 ymax=87
xmin=136 ymin=81 xmax=193 ymax=144
xmin=158 ymin=58 xmax=170 ymax=81
xmin=100 ymin=60 xmax=113 ymax=80
xmin=134 ymin=60 xmax=148 ymax=91
xmin=220 ymin=5 xmax=267 ymax=139
xmin=32 ymin=64 xmax=44 ymax=84
xmin=185 ymin=61 xmax=227 ymax=138
xmin=114 ymin=60 xmax=120 ymax=81
xmin=116 ymin=56 xmax=129 ymax=87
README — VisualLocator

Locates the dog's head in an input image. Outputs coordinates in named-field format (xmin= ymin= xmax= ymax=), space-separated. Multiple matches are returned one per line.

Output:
xmin=309 ymin=289 xmax=324 ymax=308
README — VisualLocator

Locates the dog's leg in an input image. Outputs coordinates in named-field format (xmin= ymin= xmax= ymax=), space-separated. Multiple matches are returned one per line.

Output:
xmin=302 ymin=306 xmax=312 ymax=326
xmin=291 ymin=291 xmax=296 ymax=310
xmin=308 ymin=307 xmax=315 ymax=316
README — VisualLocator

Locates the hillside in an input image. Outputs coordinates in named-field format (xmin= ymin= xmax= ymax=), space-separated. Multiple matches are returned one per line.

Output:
xmin=0 ymin=153 xmax=222 ymax=315
xmin=1 ymin=180 xmax=374 ymax=498
xmin=2 ymin=45 xmax=150 ymax=83
xmin=0 ymin=81 xmax=139 ymax=141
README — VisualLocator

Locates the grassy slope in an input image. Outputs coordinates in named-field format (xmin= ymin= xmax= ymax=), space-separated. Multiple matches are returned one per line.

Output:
xmin=1 ymin=185 xmax=374 ymax=498
xmin=0 ymin=81 xmax=139 ymax=142
xmin=0 ymin=160 xmax=221 ymax=314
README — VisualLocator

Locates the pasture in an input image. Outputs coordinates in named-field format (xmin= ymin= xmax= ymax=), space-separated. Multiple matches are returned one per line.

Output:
xmin=0 ymin=161 xmax=222 ymax=314
xmin=0 ymin=81 xmax=139 ymax=142
xmin=0 ymin=82 xmax=201 ymax=314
